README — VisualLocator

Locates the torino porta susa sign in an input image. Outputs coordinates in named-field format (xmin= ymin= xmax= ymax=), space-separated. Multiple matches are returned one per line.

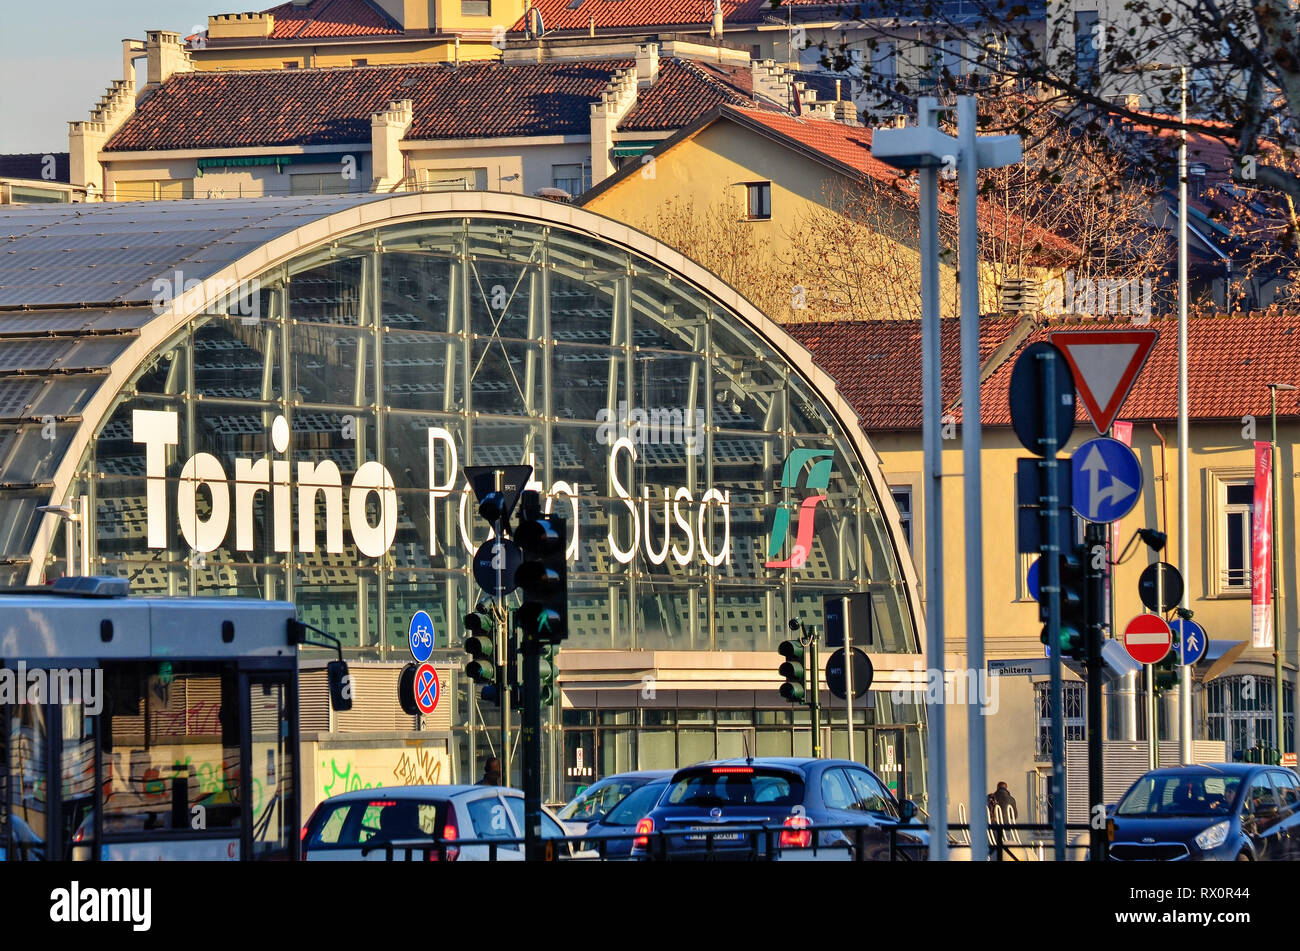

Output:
xmin=132 ymin=410 xmax=735 ymax=567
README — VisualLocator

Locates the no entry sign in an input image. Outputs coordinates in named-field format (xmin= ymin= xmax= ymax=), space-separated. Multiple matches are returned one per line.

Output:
xmin=1123 ymin=614 xmax=1172 ymax=665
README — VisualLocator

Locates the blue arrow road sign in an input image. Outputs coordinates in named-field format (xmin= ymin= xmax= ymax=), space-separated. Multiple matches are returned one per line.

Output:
xmin=1172 ymin=618 xmax=1208 ymax=665
xmin=1071 ymin=437 xmax=1142 ymax=523
xmin=408 ymin=610 xmax=434 ymax=663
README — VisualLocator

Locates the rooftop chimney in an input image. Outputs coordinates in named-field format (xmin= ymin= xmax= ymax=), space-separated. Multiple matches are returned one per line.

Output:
xmin=711 ymin=0 xmax=723 ymax=38
xmin=144 ymin=30 xmax=193 ymax=88
xmin=636 ymin=43 xmax=660 ymax=87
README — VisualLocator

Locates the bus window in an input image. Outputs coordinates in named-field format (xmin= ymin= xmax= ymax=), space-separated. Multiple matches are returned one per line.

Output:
xmin=249 ymin=677 xmax=296 ymax=860
xmin=93 ymin=662 xmax=243 ymax=853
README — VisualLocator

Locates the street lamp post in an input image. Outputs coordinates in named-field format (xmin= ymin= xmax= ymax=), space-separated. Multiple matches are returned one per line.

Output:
xmin=37 ymin=497 xmax=89 ymax=578
xmin=1269 ymin=383 xmax=1296 ymax=760
xmin=873 ymin=96 xmax=1020 ymax=861
xmin=1119 ymin=61 xmax=1192 ymax=763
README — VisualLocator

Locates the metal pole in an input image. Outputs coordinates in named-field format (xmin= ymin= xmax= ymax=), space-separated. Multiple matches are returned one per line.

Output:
xmin=957 ymin=95 xmax=988 ymax=862
xmin=78 ymin=495 xmax=90 ymax=576
xmin=918 ymin=97 xmax=948 ymax=859
xmin=1086 ymin=522 xmax=1107 ymax=860
xmin=1273 ymin=388 xmax=1284 ymax=761
xmin=523 ymin=632 xmax=542 ymax=861
xmin=1151 ymin=563 xmax=1163 ymax=769
xmin=846 ymin=615 xmax=855 ymax=762
xmin=1042 ymin=350 xmax=1066 ymax=861
xmin=1177 ymin=66 xmax=1193 ymax=766
xmin=809 ymin=631 xmax=822 ymax=758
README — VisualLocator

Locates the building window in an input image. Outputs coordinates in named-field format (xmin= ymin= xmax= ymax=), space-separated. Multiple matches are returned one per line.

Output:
xmin=1212 ymin=474 xmax=1255 ymax=595
xmin=1035 ymin=681 xmax=1085 ymax=759
xmin=351 ymin=58 xmax=368 ymax=67
xmin=1205 ymin=675 xmax=1294 ymax=757
xmin=551 ymin=163 xmax=584 ymax=197
xmin=418 ymin=167 xmax=486 ymax=191
xmin=745 ymin=182 xmax=771 ymax=220
xmin=750 ymin=44 xmax=762 ymax=60
xmin=283 ymin=61 xmax=300 ymax=69
xmin=462 ymin=0 xmax=490 ymax=14
xmin=1074 ymin=11 xmax=1100 ymax=87
xmin=890 ymin=486 xmax=912 ymax=550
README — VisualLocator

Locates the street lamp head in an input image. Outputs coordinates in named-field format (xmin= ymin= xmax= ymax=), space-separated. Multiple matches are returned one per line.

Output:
xmin=1267 ymin=383 xmax=1298 ymax=392
xmin=37 ymin=504 xmax=75 ymax=519
xmin=1138 ymin=528 xmax=1167 ymax=552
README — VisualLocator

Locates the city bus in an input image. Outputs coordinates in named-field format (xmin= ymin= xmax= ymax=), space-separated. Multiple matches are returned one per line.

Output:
xmin=0 ymin=576 xmax=348 ymax=861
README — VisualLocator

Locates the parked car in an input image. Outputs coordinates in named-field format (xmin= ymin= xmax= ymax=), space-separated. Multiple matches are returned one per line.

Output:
xmin=302 ymin=785 xmax=574 ymax=861
xmin=579 ymin=775 xmax=673 ymax=860
xmin=1108 ymin=763 xmax=1300 ymax=861
xmin=632 ymin=758 xmax=927 ymax=861
xmin=557 ymin=770 xmax=675 ymax=836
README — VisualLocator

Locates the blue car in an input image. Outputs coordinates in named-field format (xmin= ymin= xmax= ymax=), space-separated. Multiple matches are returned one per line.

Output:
xmin=1109 ymin=763 xmax=1300 ymax=861
xmin=632 ymin=758 xmax=926 ymax=861
xmin=579 ymin=776 xmax=674 ymax=860
xmin=557 ymin=770 xmax=675 ymax=837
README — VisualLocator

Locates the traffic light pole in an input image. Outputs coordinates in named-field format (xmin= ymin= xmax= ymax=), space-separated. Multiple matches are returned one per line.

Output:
xmin=1040 ymin=349 xmax=1067 ymax=862
xmin=495 ymin=599 xmax=511 ymax=783
xmin=810 ymin=632 xmax=822 ymax=758
xmin=521 ymin=629 xmax=544 ymax=861
xmin=1085 ymin=522 xmax=1107 ymax=861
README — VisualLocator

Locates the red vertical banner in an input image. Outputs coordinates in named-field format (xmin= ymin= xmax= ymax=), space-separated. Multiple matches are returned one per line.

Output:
xmin=1253 ymin=441 xmax=1274 ymax=649
xmin=1111 ymin=421 xmax=1133 ymax=553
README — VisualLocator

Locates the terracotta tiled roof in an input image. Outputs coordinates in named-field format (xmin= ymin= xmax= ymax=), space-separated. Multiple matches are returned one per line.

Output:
xmin=509 ymin=0 xmax=828 ymax=32
xmin=620 ymin=59 xmax=760 ymax=132
xmin=786 ymin=317 xmax=1022 ymax=430
xmin=788 ymin=313 xmax=1300 ymax=432
xmin=262 ymin=0 xmax=401 ymax=39
xmin=106 ymin=60 xmax=632 ymax=150
xmin=727 ymin=107 xmax=1081 ymax=263
xmin=729 ymin=108 xmax=902 ymax=184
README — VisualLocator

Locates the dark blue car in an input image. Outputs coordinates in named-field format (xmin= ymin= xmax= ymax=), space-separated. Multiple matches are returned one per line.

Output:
xmin=1109 ymin=763 xmax=1300 ymax=861
xmin=579 ymin=776 xmax=674 ymax=860
xmin=632 ymin=757 xmax=926 ymax=861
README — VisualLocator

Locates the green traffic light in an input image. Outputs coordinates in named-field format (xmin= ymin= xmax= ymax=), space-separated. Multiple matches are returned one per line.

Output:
xmin=778 ymin=640 xmax=805 ymax=662
xmin=464 ymin=635 xmax=494 ymax=658
xmin=778 ymin=660 xmax=805 ymax=680
xmin=466 ymin=659 xmax=495 ymax=682
xmin=779 ymin=682 xmax=806 ymax=702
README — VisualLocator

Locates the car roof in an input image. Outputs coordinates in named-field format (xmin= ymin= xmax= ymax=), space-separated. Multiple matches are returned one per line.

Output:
xmin=1141 ymin=763 xmax=1287 ymax=778
xmin=673 ymin=757 xmax=859 ymax=775
xmin=584 ymin=770 xmax=676 ymax=783
xmin=318 ymin=784 xmax=519 ymax=803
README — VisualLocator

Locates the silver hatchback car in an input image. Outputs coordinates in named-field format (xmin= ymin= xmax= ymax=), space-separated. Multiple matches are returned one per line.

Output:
xmin=302 ymin=785 xmax=574 ymax=861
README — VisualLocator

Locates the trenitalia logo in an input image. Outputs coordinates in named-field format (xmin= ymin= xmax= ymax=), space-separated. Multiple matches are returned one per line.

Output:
xmin=765 ymin=449 xmax=834 ymax=569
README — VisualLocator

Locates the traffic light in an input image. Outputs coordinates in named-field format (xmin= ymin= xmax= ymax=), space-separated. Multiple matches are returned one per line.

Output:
xmin=1152 ymin=652 xmax=1179 ymax=695
xmin=479 ymin=490 xmax=509 ymax=527
xmin=464 ymin=605 xmax=496 ymax=685
xmin=1038 ymin=545 xmax=1088 ymax=661
xmin=778 ymin=640 xmax=806 ymax=703
xmin=515 ymin=491 xmax=568 ymax=644
xmin=539 ymin=645 xmax=556 ymax=707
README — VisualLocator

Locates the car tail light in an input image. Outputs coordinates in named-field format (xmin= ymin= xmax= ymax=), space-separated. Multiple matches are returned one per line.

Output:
xmin=430 ymin=822 xmax=459 ymax=862
xmin=781 ymin=814 xmax=812 ymax=849
xmin=711 ymin=766 xmax=754 ymax=774
xmin=633 ymin=817 xmax=654 ymax=851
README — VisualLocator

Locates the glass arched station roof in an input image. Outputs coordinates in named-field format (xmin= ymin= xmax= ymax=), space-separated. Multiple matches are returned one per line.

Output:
xmin=0 ymin=192 xmax=922 ymax=658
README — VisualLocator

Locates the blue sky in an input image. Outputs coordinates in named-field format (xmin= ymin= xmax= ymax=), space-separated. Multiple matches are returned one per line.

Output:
xmin=1 ymin=1 xmax=219 ymax=153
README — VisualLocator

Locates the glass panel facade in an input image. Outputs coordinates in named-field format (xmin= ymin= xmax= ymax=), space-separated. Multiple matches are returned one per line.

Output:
xmin=46 ymin=216 xmax=916 ymax=661
xmin=6 ymin=207 xmax=924 ymax=806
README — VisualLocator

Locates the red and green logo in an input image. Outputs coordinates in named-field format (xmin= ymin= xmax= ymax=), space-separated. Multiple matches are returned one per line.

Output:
xmin=766 ymin=449 xmax=835 ymax=569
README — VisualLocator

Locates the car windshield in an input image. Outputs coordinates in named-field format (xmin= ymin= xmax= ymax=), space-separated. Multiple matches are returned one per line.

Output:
xmin=306 ymin=798 xmax=442 ymax=847
xmin=1116 ymin=774 xmax=1242 ymax=817
xmin=558 ymin=779 xmax=644 ymax=821
xmin=665 ymin=768 xmax=803 ymax=807
xmin=602 ymin=783 xmax=668 ymax=827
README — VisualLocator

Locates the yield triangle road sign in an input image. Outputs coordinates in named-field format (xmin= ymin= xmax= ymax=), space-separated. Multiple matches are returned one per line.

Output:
xmin=1049 ymin=329 xmax=1158 ymax=435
